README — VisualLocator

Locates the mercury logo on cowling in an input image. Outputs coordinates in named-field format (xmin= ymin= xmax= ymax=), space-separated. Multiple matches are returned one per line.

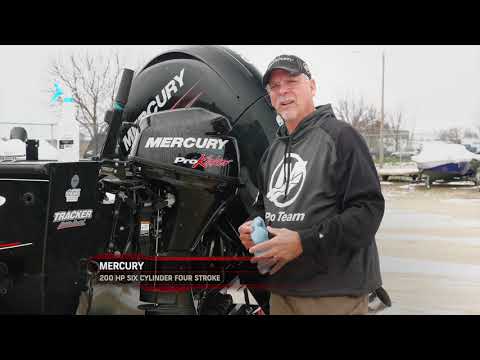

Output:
xmin=122 ymin=68 xmax=186 ymax=154
xmin=143 ymin=68 xmax=185 ymax=117
xmin=144 ymin=137 xmax=229 ymax=150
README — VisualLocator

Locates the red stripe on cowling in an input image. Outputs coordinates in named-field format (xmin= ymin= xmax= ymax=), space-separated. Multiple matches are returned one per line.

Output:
xmin=171 ymin=79 xmax=201 ymax=109
xmin=0 ymin=242 xmax=22 ymax=248
xmin=185 ymin=91 xmax=204 ymax=108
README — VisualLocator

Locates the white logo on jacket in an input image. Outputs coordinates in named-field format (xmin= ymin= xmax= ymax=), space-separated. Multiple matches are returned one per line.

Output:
xmin=266 ymin=153 xmax=308 ymax=208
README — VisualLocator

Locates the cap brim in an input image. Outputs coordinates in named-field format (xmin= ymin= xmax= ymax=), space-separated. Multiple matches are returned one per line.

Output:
xmin=262 ymin=65 xmax=302 ymax=88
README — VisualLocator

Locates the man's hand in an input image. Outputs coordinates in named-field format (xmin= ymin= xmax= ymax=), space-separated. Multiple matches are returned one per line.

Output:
xmin=238 ymin=220 xmax=276 ymax=272
xmin=238 ymin=220 xmax=254 ymax=250
xmin=249 ymin=227 xmax=303 ymax=275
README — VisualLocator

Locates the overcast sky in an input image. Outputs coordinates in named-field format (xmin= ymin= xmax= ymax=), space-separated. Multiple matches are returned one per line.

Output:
xmin=1 ymin=45 xmax=479 ymax=139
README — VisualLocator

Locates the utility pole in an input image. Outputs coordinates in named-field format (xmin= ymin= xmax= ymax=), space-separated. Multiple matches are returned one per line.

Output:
xmin=379 ymin=51 xmax=385 ymax=168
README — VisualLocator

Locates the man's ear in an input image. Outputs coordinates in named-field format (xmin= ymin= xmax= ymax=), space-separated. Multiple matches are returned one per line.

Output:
xmin=310 ymin=79 xmax=317 ymax=97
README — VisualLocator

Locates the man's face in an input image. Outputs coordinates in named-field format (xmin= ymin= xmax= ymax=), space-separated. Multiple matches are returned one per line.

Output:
xmin=267 ymin=69 xmax=316 ymax=124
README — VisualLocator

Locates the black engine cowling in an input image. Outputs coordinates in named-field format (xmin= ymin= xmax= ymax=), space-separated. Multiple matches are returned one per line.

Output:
xmin=127 ymin=108 xmax=241 ymax=256
xmin=119 ymin=45 xmax=279 ymax=218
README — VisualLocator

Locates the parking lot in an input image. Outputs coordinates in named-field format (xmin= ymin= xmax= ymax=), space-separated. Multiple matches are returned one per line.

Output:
xmin=377 ymin=181 xmax=480 ymax=314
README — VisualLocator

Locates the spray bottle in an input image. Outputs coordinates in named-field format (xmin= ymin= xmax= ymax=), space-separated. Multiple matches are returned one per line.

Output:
xmin=251 ymin=216 xmax=271 ymax=275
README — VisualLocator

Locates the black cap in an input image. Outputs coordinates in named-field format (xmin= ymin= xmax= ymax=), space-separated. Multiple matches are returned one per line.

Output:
xmin=263 ymin=54 xmax=312 ymax=88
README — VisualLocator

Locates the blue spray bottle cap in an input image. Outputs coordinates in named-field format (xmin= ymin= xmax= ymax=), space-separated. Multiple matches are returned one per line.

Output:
xmin=251 ymin=216 xmax=268 ymax=244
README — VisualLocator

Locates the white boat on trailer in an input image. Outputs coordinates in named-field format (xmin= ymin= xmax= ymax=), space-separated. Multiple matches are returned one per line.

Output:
xmin=411 ymin=141 xmax=480 ymax=189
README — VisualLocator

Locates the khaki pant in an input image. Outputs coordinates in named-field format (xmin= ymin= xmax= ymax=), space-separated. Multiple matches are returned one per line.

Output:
xmin=270 ymin=292 xmax=368 ymax=315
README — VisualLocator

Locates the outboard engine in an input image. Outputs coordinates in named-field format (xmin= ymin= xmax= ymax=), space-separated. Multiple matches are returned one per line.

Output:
xmin=97 ymin=46 xmax=279 ymax=314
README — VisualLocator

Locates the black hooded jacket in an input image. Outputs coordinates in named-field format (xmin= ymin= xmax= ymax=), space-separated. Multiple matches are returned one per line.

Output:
xmin=253 ymin=104 xmax=384 ymax=297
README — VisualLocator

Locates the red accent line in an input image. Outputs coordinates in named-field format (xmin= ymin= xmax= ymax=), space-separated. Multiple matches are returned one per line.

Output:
xmin=91 ymin=254 xmax=252 ymax=261
xmin=0 ymin=242 xmax=21 ymax=248
xmin=171 ymin=79 xmax=201 ymax=109
xmin=98 ymin=267 xmax=251 ymax=270
xmin=185 ymin=91 xmax=204 ymax=108
xmin=99 ymin=270 xmax=257 ymax=273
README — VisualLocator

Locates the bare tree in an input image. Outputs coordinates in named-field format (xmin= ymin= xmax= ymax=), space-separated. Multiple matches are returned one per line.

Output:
xmin=463 ymin=128 xmax=479 ymax=139
xmin=335 ymin=97 xmax=362 ymax=128
xmin=335 ymin=97 xmax=375 ymax=131
xmin=48 ymin=50 xmax=124 ymax=155
xmin=438 ymin=127 xmax=463 ymax=144
xmin=388 ymin=111 xmax=403 ymax=152
xmin=335 ymin=96 xmax=386 ymax=155
xmin=335 ymin=97 xmax=383 ymax=133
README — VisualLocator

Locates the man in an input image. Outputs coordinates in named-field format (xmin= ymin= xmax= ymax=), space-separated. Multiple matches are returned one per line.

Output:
xmin=238 ymin=54 xmax=385 ymax=315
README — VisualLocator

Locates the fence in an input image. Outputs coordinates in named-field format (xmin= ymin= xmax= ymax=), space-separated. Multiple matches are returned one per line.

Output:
xmin=359 ymin=130 xmax=420 ymax=162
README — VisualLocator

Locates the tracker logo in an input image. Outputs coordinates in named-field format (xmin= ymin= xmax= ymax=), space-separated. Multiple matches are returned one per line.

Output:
xmin=266 ymin=153 xmax=308 ymax=208
xmin=53 ymin=209 xmax=93 ymax=230
xmin=122 ymin=68 xmax=185 ymax=153
xmin=174 ymin=154 xmax=232 ymax=169
xmin=145 ymin=137 xmax=229 ymax=150
xmin=0 ymin=196 xmax=5 ymax=207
